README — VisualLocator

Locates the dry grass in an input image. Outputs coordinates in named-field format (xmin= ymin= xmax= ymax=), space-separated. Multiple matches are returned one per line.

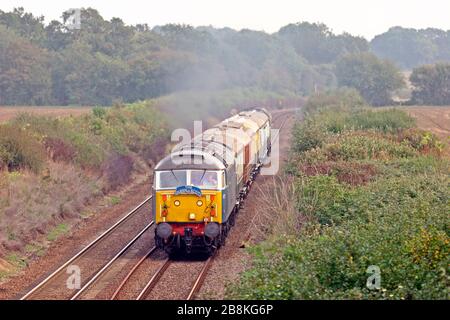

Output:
xmin=0 ymin=162 xmax=101 ymax=256
xmin=248 ymin=175 xmax=310 ymax=242
xmin=0 ymin=106 xmax=92 ymax=122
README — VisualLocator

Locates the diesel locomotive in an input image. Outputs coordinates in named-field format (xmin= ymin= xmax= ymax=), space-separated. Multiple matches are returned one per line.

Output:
xmin=152 ymin=109 xmax=271 ymax=254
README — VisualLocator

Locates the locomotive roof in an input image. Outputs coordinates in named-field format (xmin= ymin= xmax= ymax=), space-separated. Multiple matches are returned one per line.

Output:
xmin=181 ymin=139 xmax=235 ymax=165
xmin=238 ymin=109 xmax=270 ymax=127
xmin=154 ymin=108 xmax=271 ymax=171
xmin=155 ymin=149 xmax=227 ymax=170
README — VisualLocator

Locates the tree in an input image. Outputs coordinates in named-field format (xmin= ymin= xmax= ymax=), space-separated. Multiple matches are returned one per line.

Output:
xmin=0 ymin=7 xmax=46 ymax=46
xmin=277 ymin=22 xmax=368 ymax=64
xmin=410 ymin=63 xmax=450 ymax=105
xmin=335 ymin=53 xmax=405 ymax=106
xmin=1 ymin=9 xmax=366 ymax=106
xmin=371 ymin=27 xmax=450 ymax=69
xmin=0 ymin=25 xmax=52 ymax=105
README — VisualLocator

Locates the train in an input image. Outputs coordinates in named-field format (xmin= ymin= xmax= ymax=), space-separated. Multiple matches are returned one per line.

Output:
xmin=152 ymin=109 xmax=272 ymax=255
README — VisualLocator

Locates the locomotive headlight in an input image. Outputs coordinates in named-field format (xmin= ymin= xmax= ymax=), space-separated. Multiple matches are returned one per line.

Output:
xmin=196 ymin=200 xmax=203 ymax=207
xmin=174 ymin=200 xmax=181 ymax=207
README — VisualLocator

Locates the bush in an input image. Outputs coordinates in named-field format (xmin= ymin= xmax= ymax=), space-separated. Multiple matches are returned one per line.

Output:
xmin=291 ymin=120 xmax=327 ymax=153
xmin=43 ymin=137 xmax=76 ymax=162
xmin=0 ymin=125 xmax=45 ymax=173
xmin=230 ymin=173 xmax=449 ymax=299
xmin=323 ymin=133 xmax=417 ymax=161
xmin=347 ymin=109 xmax=415 ymax=132
xmin=102 ymin=154 xmax=134 ymax=192
xmin=298 ymin=161 xmax=377 ymax=186
xmin=231 ymin=93 xmax=449 ymax=300
xmin=303 ymin=88 xmax=366 ymax=116
xmin=399 ymin=128 xmax=445 ymax=154
xmin=10 ymin=103 xmax=169 ymax=169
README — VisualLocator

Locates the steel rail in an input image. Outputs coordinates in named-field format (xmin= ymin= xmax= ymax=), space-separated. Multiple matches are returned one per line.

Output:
xmin=186 ymin=255 xmax=215 ymax=300
xmin=70 ymin=221 xmax=154 ymax=300
xmin=136 ymin=258 xmax=171 ymax=300
xmin=20 ymin=196 xmax=152 ymax=300
xmin=110 ymin=246 xmax=158 ymax=300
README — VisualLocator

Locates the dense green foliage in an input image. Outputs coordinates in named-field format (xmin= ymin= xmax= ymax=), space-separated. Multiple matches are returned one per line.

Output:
xmin=335 ymin=53 xmax=405 ymax=106
xmin=0 ymin=102 xmax=168 ymax=172
xmin=0 ymin=8 xmax=354 ymax=106
xmin=230 ymin=92 xmax=449 ymax=299
xmin=410 ymin=63 xmax=450 ymax=105
xmin=0 ymin=25 xmax=52 ymax=105
xmin=278 ymin=22 xmax=368 ymax=64
xmin=0 ymin=125 xmax=46 ymax=173
xmin=371 ymin=27 xmax=450 ymax=70
xmin=2 ymin=8 xmax=449 ymax=106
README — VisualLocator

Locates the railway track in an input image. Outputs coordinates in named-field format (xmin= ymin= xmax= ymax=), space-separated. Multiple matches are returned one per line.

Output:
xmin=186 ymin=254 xmax=215 ymax=300
xmin=131 ymin=254 xmax=215 ymax=300
xmin=113 ymin=111 xmax=294 ymax=300
xmin=20 ymin=196 xmax=153 ymax=300
xmin=19 ymin=109 xmax=294 ymax=300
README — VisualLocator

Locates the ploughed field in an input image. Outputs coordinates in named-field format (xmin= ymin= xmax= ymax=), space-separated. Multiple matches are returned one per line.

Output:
xmin=0 ymin=106 xmax=92 ymax=122
xmin=403 ymin=106 xmax=450 ymax=139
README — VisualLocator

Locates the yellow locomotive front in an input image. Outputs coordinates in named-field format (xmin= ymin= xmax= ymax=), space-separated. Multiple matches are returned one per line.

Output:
xmin=153 ymin=167 xmax=226 ymax=254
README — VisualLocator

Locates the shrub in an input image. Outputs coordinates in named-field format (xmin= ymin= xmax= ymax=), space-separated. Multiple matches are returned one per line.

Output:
xmin=298 ymin=161 xmax=377 ymax=186
xmin=229 ymin=173 xmax=449 ymax=299
xmin=347 ymin=109 xmax=415 ymax=132
xmin=291 ymin=120 xmax=327 ymax=153
xmin=303 ymin=88 xmax=366 ymax=115
xmin=323 ymin=133 xmax=417 ymax=161
xmin=0 ymin=125 xmax=45 ymax=173
xmin=231 ymin=93 xmax=449 ymax=300
xmin=43 ymin=137 xmax=76 ymax=162
xmin=399 ymin=128 xmax=445 ymax=154
xmin=102 ymin=154 xmax=134 ymax=192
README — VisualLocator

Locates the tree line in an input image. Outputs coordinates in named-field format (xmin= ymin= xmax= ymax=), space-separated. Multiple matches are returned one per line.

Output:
xmin=0 ymin=8 xmax=355 ymax=106
xmin=372 ymin=26 xmax=450 ymax=70
xmin=0 ymin=8 xmax=449 ymax=106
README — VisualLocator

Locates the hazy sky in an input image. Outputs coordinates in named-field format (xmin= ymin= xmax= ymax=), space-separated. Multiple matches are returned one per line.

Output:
xmin=1 ymin=0 xmax=449 ymax=39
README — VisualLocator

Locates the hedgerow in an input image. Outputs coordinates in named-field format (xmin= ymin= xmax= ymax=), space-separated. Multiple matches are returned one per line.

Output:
xmin=230 ymin=91 xmax=449 ymax=300
xmin=9 ymin=102 xmax=168 ymax=169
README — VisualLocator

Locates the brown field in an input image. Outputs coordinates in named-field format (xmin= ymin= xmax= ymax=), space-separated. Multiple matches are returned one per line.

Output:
xmin=0 ymin=106 xmax=92 ymax=122
xmin=403 ymin=106 xmax=450 ymax=139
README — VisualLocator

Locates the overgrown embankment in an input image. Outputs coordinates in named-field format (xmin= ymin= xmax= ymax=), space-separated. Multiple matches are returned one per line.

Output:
xmin=0 ymin=102 xmax=168 ymax=277
xmin=229 ymin=89 xmax=449 ymax=299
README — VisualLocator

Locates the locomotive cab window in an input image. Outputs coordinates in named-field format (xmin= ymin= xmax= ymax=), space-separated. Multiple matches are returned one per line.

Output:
xmin=190 ymin=170 xmax=224 ymax=189
xmin=156 ymin=170 xmax=187 ymax=189
xmin=156 ymin=170 xmax=225 ymax=190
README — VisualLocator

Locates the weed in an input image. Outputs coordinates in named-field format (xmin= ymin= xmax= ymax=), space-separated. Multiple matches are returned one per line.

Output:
xmin=46 ymin=223 xmax=69 ymax=242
